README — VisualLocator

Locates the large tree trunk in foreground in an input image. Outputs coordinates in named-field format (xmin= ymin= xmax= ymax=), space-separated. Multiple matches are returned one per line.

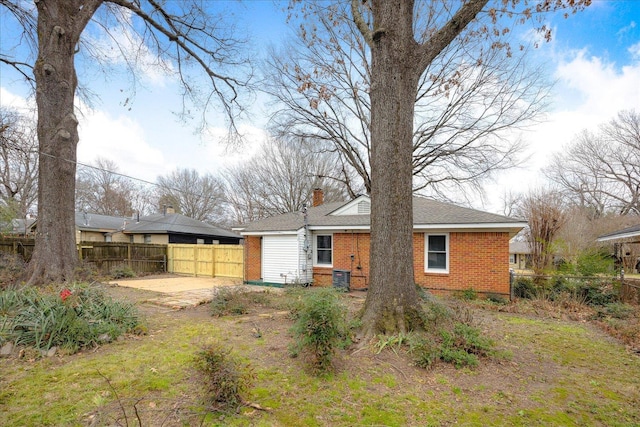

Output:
xmin=26 ymin=0 xmax=102 ymax=285
xmin=355 ymin=0 xmax=489 ymax=337
xmin=359 ymin=0 xmax=423 ymax=336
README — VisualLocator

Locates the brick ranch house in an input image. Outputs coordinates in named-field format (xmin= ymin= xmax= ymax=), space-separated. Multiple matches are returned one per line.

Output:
xmin=235 ymin=191 xmax=526 ymax=297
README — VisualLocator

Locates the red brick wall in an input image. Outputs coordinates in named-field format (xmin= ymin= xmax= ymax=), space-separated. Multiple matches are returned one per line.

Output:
xmin=414 ymin=232 xmax=511 ymax=296
xmin=244 ymin=236 xmax=262 ymax=281
xmin=312 ymin=231 xmax=510 ymax=296
xmin=313 ymin=232 xmax=371 ymax=289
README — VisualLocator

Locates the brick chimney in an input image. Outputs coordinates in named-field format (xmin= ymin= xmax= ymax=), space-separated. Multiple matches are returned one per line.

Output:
xmin=312 ymin=188 xmax=324 ymax=207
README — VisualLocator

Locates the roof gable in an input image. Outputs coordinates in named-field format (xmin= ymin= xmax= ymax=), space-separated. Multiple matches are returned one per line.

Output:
xmin=329 ymin=195 xmax=371 ymax=216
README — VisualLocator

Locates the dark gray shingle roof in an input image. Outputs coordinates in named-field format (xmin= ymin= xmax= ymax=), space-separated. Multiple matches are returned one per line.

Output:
xmin=598 ymin=223 xmax=640 ymax=242
xmin=126 ymin=213 xmax=240 ymax=239
xmin=239 ymin=196 xmax=524 ymax=233
xmin=75 ymin=212 xmax=128 ymax=231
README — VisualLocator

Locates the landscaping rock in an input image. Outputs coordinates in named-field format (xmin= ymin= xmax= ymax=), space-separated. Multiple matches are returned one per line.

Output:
xmin=1 ymin=342 xmax=13 ymax=356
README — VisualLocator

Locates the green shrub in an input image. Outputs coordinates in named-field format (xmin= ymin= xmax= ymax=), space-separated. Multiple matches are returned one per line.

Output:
xmin=210 ymin=288 xmax=268 ymax=317
xmin=408 ymin=334 xmax=440 ymax=369
xmin=289 ymin=288 xmax=349 ymax=374
xmin=194 ymin=342 xmax=254 ymax=412
xmin=455 ymin=288 xmax=478 ymax=301
xmin=513 ymin=277 xmax=536 ymax=299
xmin=451 ymin=323 xmax=493 ymax=356
xmin=440 ymin=346 xmax=478 ymax=368
xmin=1 ymin=285 xmax=143 ymax=353
xmin=576 ymin=250 xmax=614 ymax=277
xmin=599 ymin=302 xmax=635 ymax=320
xmin=486 ymin=293 xmax=508 ymax=304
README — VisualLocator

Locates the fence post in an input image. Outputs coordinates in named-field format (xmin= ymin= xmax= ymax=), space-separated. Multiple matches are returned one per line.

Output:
xmin=127 ymin=244 xmax=132 ymax=269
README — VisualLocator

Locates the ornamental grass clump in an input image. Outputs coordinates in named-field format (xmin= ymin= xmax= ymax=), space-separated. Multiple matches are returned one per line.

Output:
xmin=289 ymin=288 xmax=349 ymax=374
xmin=0 ymin=284 xmax=143 ymax=354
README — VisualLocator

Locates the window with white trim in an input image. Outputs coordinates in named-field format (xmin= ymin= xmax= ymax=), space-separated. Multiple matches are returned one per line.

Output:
xmin=425 ymin=233 xmax=448 ymax=273
xmin=509 ymin=254 xmax=516 ymax=264
xmin=315 ymin=234 xmax=332 ymax=266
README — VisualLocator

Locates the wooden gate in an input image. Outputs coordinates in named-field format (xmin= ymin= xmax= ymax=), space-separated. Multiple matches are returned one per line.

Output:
xmin=167 ymin=244 xmax=243 ymax=279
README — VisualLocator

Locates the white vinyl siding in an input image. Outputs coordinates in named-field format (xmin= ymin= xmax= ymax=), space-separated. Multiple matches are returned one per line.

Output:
xmin=425 ymin=233 xmax=449 ymax=273
xmin=261 ymin=235 xmax=302 ymax=284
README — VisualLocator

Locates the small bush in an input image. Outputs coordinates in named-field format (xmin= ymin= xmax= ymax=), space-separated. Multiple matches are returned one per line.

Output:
xmin=289 ymin=288 xmax=349 ymax=374
xmin=408 ymin=334 xmax=440 ymax=369
xmin=194 ymin=342 xmax=254 ymax=412
xmin=210 ymin=288 xmax=268 ymax=317
xmin=455 ymin=288 xmax=478 ymax=301
xmin=486 ymin=293 xmax=508 ymax=305
xmin=109 ymin=265 xmax=135 ymax=279
xmin=598 ymin=302 xmax=635 ymax=320
xmin=513 ymin=277 xmax=536 ymax=299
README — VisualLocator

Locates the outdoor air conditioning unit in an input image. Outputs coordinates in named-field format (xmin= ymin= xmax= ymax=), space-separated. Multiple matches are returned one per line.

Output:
xmin=332 ymin=269 xmax=351 ymax=291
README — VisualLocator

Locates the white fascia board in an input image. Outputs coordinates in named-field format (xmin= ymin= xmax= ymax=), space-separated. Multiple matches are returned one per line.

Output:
xmin=308 ymin=225 xmax=370 ymax=231
xmin=240 ymin=230 xmax=301 ymax=236
xmin=308 ymin=222 xmax=527 ymax=232
xmin=413 ymin=222 xmax=528 ymax=231
xmin=597 ymin=231 xmax=640 ymax=242
xmin=231 ymin=227 xmax=245 ymax=232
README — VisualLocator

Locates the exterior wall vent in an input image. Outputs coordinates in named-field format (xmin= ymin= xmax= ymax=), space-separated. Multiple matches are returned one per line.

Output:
xmin=357 ymin=201 xmax=371 ymax=215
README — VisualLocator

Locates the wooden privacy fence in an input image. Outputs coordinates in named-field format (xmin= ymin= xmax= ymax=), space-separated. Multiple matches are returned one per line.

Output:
xmin=0 ymin=237 xmax=35 ymax=262
xmin=79 ymin=242 xmax=167 ymax=274
xmin=0 ymin=238 xmax=166 ymax=275
xmin=167 ymin=244 xmax=243 ymax=279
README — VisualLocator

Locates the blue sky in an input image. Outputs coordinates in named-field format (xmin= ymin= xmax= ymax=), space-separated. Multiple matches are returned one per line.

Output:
xmin=1 ymin=0 xmax=639 ymax=213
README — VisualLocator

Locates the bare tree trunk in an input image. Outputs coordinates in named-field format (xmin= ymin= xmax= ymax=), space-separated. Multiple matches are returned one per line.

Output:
xmin=27 ymin=0 xmax=101 ymax=285
xmin=359 ymin=0 xmax=423 ymax=336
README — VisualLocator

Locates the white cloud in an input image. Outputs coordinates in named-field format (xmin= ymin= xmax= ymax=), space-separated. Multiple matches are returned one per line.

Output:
xmin=77 ymin=109 xmax=168 ymax=182
xmin=484 ymin=49 xmax=640 ymax=213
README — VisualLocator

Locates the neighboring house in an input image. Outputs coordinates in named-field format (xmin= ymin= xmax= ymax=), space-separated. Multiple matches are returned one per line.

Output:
xmin=509 ymin=240 xmax=531 ymax=271
xmin=597 ymin=224 xmax=640 ymax=244
xmin=29 ymin=211 xmax=242 ymax=245
xmin=235 ymin=191 xmax=526 ymax=297
xmin=124 ymin=212 xmax=241 ymax=245
xmin=598 ymin=224 xmax=640 ymax=272
xmin=0 ymin=218 xmax=36 ymax=236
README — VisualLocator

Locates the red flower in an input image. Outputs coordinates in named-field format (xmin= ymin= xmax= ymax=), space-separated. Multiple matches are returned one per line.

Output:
xmin=60 ymin=289 xmax=72 ymax=301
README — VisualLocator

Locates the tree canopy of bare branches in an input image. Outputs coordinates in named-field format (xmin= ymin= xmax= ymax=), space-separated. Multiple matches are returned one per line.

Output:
xmin=516 ymin=188 xmax=567 ymax=273
xmin=545 ymin=110 xmax=640 ymax=218
xmin=156 ymin=168 xmax=227 ymax=226
xmin=75 ymin=157 xmax=138 ymax=217
xmin=0 ymin=107 xmax=38 ymax=221
xmin=224 ymin=137 xmax=355 ymax=225
xmin=265 ymin=1 xmax=548 ymax=202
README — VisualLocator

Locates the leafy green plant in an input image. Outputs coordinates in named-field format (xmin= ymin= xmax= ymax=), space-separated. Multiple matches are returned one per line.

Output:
xmin=486 ymin=293 xmax=508 ymax=304
xmin=1 ymin=284 xmax=143 ymax=353
xmin=408 ymin=334 xmax=440 ymax=369
xmin=375 ymin=333 xmax=408 ymax=355
xmin=289 ymin=288 xmax=349 ymax=374
xmin=513 ymin=277 xmax=536 ymax=299
xmin=194 ymin=342 xmax=254 ymax=412
xmin=455 ymin=288 xmax=478 ymax=301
